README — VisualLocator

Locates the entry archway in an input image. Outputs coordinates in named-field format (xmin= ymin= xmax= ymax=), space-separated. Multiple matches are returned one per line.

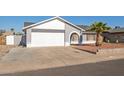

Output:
xmin=70 ymin=33 xmax=79 ymax=44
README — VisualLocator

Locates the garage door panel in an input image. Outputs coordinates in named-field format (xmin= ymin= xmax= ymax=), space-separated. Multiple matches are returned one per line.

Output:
xmin=31 ymin=32 xmax=64 ymax=47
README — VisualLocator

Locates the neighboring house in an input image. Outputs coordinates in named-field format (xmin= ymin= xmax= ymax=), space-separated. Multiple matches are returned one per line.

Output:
xmin=22 ymin=16 xmax=96 ymax=47
xmin=103 ymin=27 xmax=124 ymax=43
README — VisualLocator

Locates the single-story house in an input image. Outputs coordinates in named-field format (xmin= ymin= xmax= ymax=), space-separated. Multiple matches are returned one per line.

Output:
xmin=103 ymin=27 xmax=124 ymax=43
xmin=22 ymin=16 xmax=96 ymax=47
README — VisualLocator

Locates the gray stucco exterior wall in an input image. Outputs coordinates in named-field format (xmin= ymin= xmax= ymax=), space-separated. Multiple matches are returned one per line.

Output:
xmin=65 ymin=23 xmax=82 ymax=46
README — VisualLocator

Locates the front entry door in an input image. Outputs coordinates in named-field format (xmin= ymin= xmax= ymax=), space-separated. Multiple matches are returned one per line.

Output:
xmin=70 ymin=33 xmax=79 ymax=44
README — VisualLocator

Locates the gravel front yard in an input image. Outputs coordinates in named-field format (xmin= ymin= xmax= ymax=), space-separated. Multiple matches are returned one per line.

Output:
xmin=73 ymin=43 xmax=124 ymax=53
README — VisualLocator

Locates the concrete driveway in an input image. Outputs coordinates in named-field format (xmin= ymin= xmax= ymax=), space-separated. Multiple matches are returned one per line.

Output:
xmin=0 ymin=47 xmax=94 ymax=74
xmin=0 ymin=47 xmax=124 ymax=75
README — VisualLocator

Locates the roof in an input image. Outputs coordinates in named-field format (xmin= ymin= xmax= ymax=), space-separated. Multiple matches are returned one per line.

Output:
xmin=24 ymin=22 xmax=35 ymax=27
xmin=23 ymin=16 xmax=85 ymax=31
xmin=77 ymin=25 xmax=96 ymax=34
xmin=76 ymin=25 xmax=90 ymax=30
xmin=107 ymin=28 xmax=124 ymax=33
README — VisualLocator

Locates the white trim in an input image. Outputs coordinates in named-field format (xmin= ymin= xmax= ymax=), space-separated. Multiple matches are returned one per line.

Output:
xmin=69 ymin=31 xmax=80 ymax=38
xmin=57 ymin=17 xmax=85 ymax=31
xmin=23 ymin=17 xmax=57 ymax=30
xmin=69 ymin=31 xmax=80 ymax=44
xmin=32 ymin=19 xmax=65 ymax=30
xmin=22 ymin=16 xmax=85 ymax=31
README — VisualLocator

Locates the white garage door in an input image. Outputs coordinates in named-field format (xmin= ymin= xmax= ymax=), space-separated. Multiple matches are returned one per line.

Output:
xmin=31 ymin=31 xmax=64 ymax=47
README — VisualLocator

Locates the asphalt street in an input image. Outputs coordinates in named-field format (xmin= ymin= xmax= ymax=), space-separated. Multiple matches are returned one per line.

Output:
xmin=3 ymin=58 xmax=124 ymax=76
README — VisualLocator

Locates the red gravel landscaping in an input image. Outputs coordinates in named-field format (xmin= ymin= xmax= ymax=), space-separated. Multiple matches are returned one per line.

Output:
xmin=73 ymin=43 xmax=124 ymax=54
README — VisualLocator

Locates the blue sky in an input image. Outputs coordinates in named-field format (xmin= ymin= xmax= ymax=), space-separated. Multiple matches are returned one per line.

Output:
xmin=0 ymin=16 xmax=124 ymax=32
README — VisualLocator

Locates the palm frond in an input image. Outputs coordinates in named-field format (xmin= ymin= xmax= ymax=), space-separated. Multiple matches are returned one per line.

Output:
xmin=89 ymin=22 xmax=111 ymax=33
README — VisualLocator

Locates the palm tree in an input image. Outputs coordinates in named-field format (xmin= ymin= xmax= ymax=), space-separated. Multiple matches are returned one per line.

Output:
xmin=90 ymin=22 xmax=111 ymax=46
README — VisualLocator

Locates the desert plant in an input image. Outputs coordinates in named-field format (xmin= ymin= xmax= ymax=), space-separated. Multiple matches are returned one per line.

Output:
xmin=90 ymin=22 xmax=111 ymax=46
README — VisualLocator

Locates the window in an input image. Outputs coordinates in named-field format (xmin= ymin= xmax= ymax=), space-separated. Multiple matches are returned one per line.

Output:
xmin=86 ymin=34 xmax=96 ymax=41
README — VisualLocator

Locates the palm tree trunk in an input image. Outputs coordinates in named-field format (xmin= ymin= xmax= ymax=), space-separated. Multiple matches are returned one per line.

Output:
xmin=96 ymin=32 xmax=100 ymax=46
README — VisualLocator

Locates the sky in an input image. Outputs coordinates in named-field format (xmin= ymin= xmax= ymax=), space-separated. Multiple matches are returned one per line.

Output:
xmin=0 ymin=16 xmax=124 ymax=32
